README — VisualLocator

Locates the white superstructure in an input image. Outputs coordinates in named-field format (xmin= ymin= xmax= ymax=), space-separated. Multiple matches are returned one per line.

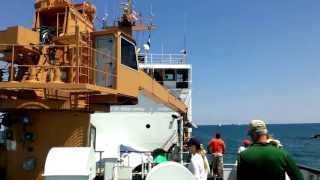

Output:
xmin=89 ymin=53 xmax=192 ymax=179
xmin=138 ymin=53 xmax=192 ymax=123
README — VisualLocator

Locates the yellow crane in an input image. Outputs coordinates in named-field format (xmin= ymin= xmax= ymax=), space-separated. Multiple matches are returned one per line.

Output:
xmin=0 ymin=0 xmax=188 ymax=179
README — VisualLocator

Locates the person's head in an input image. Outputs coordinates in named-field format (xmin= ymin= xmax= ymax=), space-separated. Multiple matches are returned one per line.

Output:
xmin=242 ymin=139 xmax=251 ymax=147
xmin=248 ymin=120 xmax=268 ymax=142
xmin=215 ymin=133 xmax=221 ymax=139
xmin=152 ymin=148 xmax=166 ymax=157
xmin=188 ymin=138 xmax=201 ymax=154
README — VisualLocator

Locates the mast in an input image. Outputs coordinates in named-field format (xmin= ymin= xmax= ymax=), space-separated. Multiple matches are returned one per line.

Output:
xmin=116 ymin=0 xmax=156 ymax=35
xmin=128 ymin=0 xmax=133 ymax=13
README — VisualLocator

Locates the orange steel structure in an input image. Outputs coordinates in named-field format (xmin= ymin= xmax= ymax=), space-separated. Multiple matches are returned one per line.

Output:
xmin=0 ymin=0 xmax=188 ymax=179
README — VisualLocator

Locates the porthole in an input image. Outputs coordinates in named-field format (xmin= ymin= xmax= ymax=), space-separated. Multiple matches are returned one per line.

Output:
xmin=146 ymin=124 xmax=151 ymax=129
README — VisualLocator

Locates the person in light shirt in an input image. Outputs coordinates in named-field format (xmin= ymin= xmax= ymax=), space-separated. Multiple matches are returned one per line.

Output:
xmin=237 ymin=139 xmax=251 ymax=154
xmin=188 ymin=138 xmax=209 ymax=180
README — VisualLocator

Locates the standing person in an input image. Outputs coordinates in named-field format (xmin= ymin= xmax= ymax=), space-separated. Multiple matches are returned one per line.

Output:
xmin=237 ymin=120 xmax=303 ymax=180
xmin=188 ymin=138 xmax=209 ymax=180
xmin=237 ymin=139 xmax=251 ymax=154
xmin=208 ymin=133 xmax=225 ymax=180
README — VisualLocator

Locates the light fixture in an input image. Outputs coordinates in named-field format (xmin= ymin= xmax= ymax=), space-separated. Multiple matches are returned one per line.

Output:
xmin=185 ymin=122 xmax=195 ymax=128
xmin=22 ymin=157 xmax=36 ymax=171
xmin=143 ymin=44 xmax=150 ymax=51
xmin=171 ymin=112 xmax=180 ymax=119
xmin=0 ymin=53 xmax=4 ymax=58
xmin=23 ymin=132 xmax=35 ymax=141
xmin=19 ymin=115 xmax=31 ymax=125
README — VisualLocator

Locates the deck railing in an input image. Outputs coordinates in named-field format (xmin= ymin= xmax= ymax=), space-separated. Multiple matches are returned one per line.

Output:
xmin=298 ymin=164 xmax=320 ymax=180
xmin=0 ymin=44 xmax=116 ymax=88
xmin=138 ymin=53 xmax=187 ymax=65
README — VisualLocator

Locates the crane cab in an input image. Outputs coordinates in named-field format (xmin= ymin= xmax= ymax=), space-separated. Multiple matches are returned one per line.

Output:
xmin=92 ymin=28 xmax=139 ymax=98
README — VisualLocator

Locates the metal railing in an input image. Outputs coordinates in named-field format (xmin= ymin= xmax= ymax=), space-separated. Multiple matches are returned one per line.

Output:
xmin=0 ymin=44 xmax=116 ymax=88
xmin=138 ymin=53 xmax=187 ymax=64
xmin=95 ymin=150 xmax=154 ymax=179
xmin=298 ymin=164 xmax=320 ymax=180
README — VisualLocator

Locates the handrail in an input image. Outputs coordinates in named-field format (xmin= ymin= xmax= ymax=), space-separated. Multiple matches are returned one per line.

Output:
xmin=138 ymin=71 xmax=188 ymax=113
xmin=138 ymin=53 xmax=187 ymax=65
xmin=161 ymin=132 xmax=178 ymax=149
xmin=0 ymin=43 xmax=117 ymax=88
xmin=0 ymin=43 xmax=115 ymax=61
xmin=298 ymin=164 xmax=320 ymax=175
xmin=139 ymin=53 xmax=187 ymax=56
xmin=95 ymin=150 xmax=153 ymax=179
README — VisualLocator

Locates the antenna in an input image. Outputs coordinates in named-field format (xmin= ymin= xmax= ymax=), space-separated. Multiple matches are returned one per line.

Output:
xmin=150 ymin=4 xmax=155 ymax=17
xmin=141 ymin=3 xmax=155 ymax=53
xmin=128 ymin=0 xmax=133 ymax=12
xmin=161 ymin=42 xmax=164 ymax=55
xmin=182 ymin=12 xmax=187 ymax=54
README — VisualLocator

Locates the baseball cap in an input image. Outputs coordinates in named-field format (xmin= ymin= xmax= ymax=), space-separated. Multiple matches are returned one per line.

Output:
xmin=188 ymin=138 xmax=201 ymax=149
xmin=248 ymin=119 xmax=268 ymax=135
xmin=242 ymin=139 xmax=251 ymax=146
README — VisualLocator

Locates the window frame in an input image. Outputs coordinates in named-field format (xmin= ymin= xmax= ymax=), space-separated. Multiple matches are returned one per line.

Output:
xmin=89 ymin=125 xmax=97 ymax=150
xmin=120 ymin=36 xmax=139 ymax=71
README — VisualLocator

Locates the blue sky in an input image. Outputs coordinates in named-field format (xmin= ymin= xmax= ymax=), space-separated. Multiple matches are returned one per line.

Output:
xmin=1 ymin=0 xmax=320 ymax=124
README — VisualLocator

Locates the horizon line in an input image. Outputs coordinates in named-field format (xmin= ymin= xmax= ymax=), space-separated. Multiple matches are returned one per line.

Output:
xmin=196 ymin=122 xmax=320 ymax=126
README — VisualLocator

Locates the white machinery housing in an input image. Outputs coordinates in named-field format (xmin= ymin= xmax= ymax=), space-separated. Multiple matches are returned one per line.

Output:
xmin=43 ymin=147 xmax=96 ymax=180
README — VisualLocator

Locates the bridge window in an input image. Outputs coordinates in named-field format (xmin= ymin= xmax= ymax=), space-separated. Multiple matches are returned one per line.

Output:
xmin=164 ymin=69 xmax=175 ymax=81
xmin=121 ymin=37 xmax=138 ymax=70
xmin=176 ymin=69 xmax=189 ymax=88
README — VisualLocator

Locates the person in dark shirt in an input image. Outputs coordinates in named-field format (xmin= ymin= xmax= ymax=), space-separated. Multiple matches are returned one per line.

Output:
xmin=237 ymin=120 xmax=303 ymax=180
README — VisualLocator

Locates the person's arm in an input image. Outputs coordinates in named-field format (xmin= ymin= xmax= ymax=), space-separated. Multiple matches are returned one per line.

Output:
xmin=207 ymin=141 xmax=212 ymax=154
xmin=222 ymin=141 xmax=226 ymax=154
xmin=190 ymin=156 xmax=201 ymax=179
xmin=285 ymin=153 xmax=304 ymax=180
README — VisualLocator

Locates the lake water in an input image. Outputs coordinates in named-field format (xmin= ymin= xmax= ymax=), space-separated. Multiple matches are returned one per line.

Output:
xmin=193 ymin=123 xmax=320 ymax=169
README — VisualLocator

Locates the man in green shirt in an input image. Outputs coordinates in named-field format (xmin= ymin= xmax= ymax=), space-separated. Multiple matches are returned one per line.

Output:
xmin=237 ymin=120 xmax=304 ymax=180
xmin=152 ymin=148 xmax=168 ymax=164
